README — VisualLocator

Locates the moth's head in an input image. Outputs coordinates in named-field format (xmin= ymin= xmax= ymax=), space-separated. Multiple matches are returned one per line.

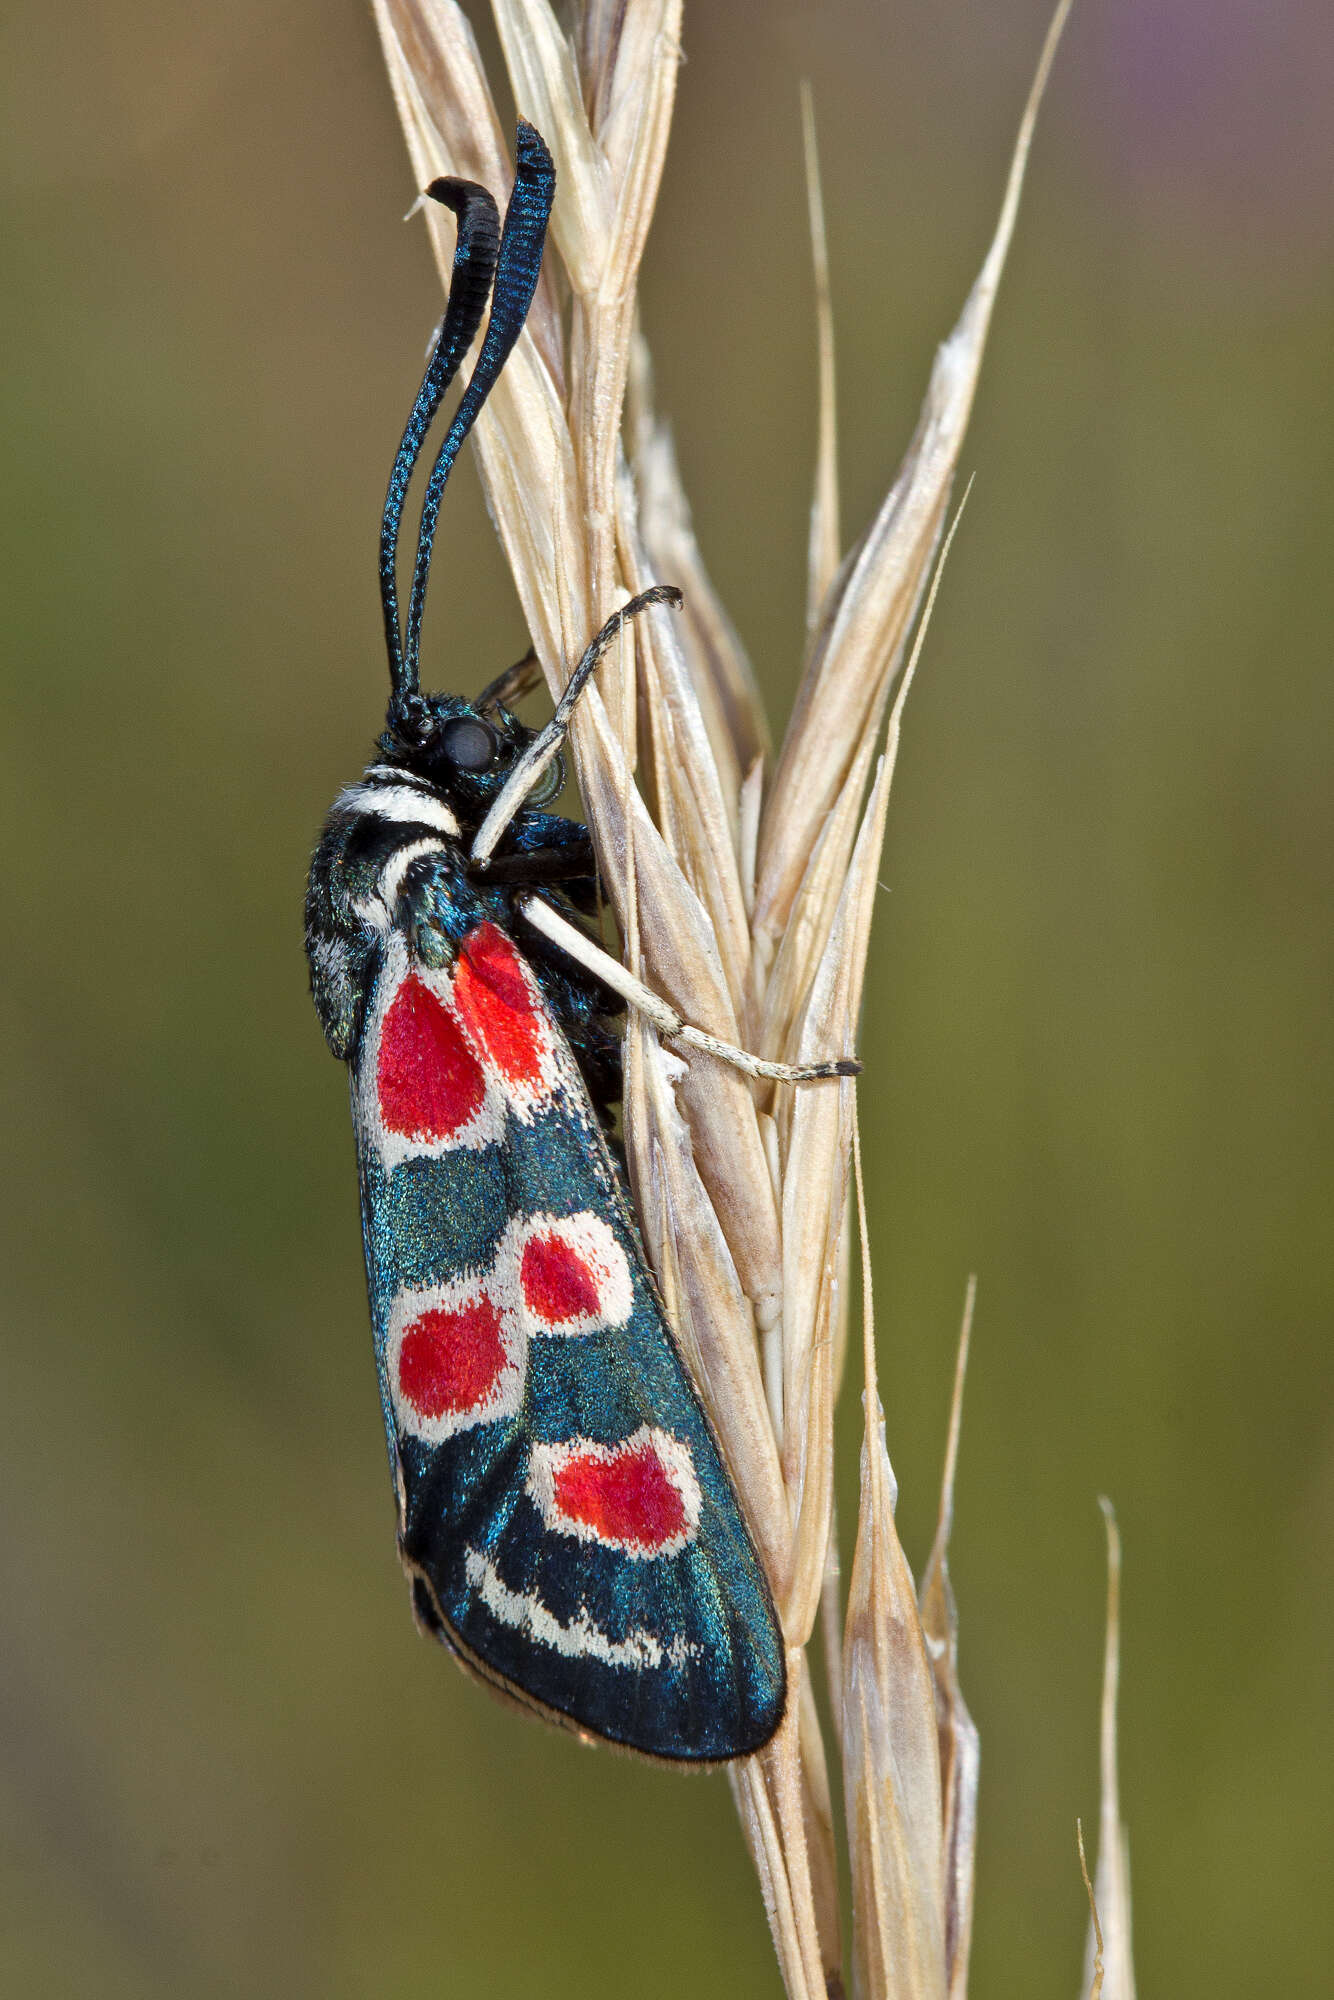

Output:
xmin=377 ymin=688 xmax=562 ymax=818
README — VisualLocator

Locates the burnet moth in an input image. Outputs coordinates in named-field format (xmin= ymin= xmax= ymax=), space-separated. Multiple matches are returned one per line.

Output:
xmin=306 ymin=122 xmax=855 ymax=1760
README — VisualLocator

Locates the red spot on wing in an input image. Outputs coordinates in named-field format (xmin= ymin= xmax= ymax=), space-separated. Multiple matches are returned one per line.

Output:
xmin=453 ymin=923 xmax=546 ymax=1086
xmin=397 ymin=1299 xmax=506 ymax=1418
xmin=522 ymin=1233 xmax=601 ymax=1323
xmin=378 ymin=974 xmax=485 ymax=1139
xmin=552 ymin=1440 xmax=688 ymax=1551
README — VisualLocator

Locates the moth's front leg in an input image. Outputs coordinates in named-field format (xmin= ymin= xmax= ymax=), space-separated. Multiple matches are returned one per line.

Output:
xmin=473 ymin=811 xmax=600 ymax=913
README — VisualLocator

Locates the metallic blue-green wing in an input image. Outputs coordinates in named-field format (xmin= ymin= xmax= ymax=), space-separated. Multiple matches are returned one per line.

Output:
xmin=351 ymin=917 xmax=785 ymax=1761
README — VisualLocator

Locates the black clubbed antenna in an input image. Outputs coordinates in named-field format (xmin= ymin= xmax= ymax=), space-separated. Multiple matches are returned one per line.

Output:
xmin=399 ymin=121 xmax=555 ymax=702
xmin=381 ymin=180 xmax=500 ymax=699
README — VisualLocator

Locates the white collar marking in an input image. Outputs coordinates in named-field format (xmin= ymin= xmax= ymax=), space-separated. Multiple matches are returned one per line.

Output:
xmin=337 ymin=782 xmax=461 ymax=840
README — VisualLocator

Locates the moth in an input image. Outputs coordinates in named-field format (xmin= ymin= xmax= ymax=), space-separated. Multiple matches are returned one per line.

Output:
xmin=306 ymin=122 xmax=853 ymax=1760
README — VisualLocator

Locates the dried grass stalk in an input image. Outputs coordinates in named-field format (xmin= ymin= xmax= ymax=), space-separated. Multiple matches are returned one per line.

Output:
xmin=918 ymin=1278 xmax=981 ymax=2000
xmin=1084 ymin=1501 xmax=1136 ymax=2000
xmin=368 ymin=5 xmax=1108 ymax=1997
xmin=1079 ymin=1822 xmax=1106 ymax=2000
xmin=845 ymin=1123 xmax=947 ymax=2000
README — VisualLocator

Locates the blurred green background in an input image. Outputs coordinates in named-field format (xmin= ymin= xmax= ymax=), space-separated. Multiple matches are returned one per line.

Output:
xmin=3 ymin=2 xmax=1331 ymax=1994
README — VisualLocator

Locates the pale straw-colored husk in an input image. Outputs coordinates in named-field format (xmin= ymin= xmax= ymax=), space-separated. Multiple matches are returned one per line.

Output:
xmin=1083 ymin=1501 xmax=1136 ymax=2000
xmin=369 ymin=5 xmax=1127 ymax=1996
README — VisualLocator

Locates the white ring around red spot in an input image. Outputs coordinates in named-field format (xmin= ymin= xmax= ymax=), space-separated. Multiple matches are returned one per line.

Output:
xmin=386 ymin=1211 xmax=634 ymax=1444
xmin=526 ymin=1427 xmax=702 ymax=1559
xmin=495 ymin=1211 xmax=633 ymax=1340
xmin=451 ymin=922 xmax=561 ymax=1122
xmin=387 ymin=1273 xmax=525 ymax=1444
xmin=359 ymin=928 xmax=569 ymax=1176
xmin=360 ymin=935 xmax=506 ymax=1173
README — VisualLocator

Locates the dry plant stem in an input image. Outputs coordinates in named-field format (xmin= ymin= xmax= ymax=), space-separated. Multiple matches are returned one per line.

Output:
xmin=1078 ymin=1821 xmax=1106 ymax=2000
xmin=845 ymin=1122 xmax=946 ymax=2000
xmin=370 ymin=5 xmax=1074 ymax=1996
xmin=918 ymin=1278 xmax=981 ymax=2000
xmin=1085 ymin=1501 xmax=1136 ymax=2000
xmin=800 ymin=81 xmax=840 ymax=636
xmin=752 ymin=0 xmax=1076 ymax=976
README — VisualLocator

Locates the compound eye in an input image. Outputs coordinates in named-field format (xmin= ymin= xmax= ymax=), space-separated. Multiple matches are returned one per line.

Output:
xmin=438 ymin=715 xmax=500 ymax=771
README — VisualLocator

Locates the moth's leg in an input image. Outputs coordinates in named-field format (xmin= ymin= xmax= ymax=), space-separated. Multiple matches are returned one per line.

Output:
xmin=474 ymin=645 xmax=542 ymax=715
xmin=474 ymin=825 xmax=598 ymax=906
xmin=494 ymin=809 xmax=594 ymax=862
xmin=508 ymin=886 xmax=625 ymax=1113
xmin=518 ymin=903 xmax=622 ymax=1014
xmin=516 ymin=895 xmax=860 ymax=1085
xmin=469 ymin=586 xmax=682 ymax=866
xmin=476 ymin=844 xmax=595 ymax=886
xmin=471 ymin=815 xmax=602 ymax=928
